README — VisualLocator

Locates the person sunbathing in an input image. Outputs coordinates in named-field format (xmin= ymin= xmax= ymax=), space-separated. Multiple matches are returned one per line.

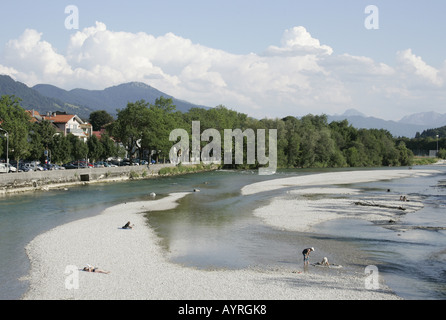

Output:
xmin=82 ymin=265 xmax=110 ymax=274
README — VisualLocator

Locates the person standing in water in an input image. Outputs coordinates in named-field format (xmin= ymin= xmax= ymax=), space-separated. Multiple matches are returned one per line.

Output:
xmin=302 ymin=247 xmax=315 ymax=267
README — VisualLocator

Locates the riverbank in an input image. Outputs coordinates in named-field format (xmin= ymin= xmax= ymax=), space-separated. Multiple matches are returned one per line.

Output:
xmin=0 ymin=163 xmax=219 ymax=196
xmin=20 ymin=169 xmax=439 ymax=300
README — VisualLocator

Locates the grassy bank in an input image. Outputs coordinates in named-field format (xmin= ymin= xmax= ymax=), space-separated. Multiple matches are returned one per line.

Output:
xmin=411 ymin=156 xmax=440 ymax=166
xmin=158 ymin=163 xmax=221 ymax=176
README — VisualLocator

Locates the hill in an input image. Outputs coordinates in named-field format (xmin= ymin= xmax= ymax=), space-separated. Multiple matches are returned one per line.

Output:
xmin=33 ymin=82 xmax=209 ymax=116
xmin=0 ymin=75 xmax=94 ymax=119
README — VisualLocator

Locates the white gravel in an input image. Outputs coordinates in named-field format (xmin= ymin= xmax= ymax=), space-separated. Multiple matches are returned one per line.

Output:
xmin=241 ymin=169 xmax=438 ymax=195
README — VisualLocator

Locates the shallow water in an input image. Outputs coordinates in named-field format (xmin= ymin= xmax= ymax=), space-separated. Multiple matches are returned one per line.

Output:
xmin=315 ymin=169 xmax=446 ymax=299
xmin=0 ymin=166 xmax=445 ymax=300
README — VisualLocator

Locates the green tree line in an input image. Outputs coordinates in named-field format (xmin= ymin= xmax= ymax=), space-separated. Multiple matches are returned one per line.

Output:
xmin=398 ymin=135 xmax=446 ymax=158
xmin=106 ymin=97 xmax=416 ymax=168
xmin=0 ymin=93 xmax=431 ymax=169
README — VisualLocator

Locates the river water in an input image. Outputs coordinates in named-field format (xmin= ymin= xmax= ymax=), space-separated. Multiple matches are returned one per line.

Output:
xmin=0 ymin=166 xmax=445 ymax=300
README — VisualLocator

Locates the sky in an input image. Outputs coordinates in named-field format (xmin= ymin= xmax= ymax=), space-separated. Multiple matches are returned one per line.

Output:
xmin=0 ymin=0 xmax=445 ymax=121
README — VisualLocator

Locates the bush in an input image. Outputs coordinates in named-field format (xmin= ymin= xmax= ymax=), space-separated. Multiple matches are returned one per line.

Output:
xmin=129 ymin=170 xmax=140 ymax=179
xmin=437 ymin=149 xmax=446 ymax=159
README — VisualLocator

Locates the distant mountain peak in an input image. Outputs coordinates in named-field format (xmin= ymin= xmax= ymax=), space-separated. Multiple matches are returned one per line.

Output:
xmin=115 ymin=81 xmax=152 ymax=89
xmin=341 ymin=108 xmax=366 ymax=117
xmin=398 ymin=111 xmax=446 ymax=126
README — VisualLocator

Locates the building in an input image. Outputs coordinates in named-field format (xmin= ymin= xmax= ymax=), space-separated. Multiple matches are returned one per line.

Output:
xmin=28 ymin=111 xmax=92 ymax=142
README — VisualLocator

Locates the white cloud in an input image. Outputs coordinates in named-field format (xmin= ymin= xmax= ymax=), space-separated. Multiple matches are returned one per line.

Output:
xmin=396 ymin=49 xmax=443 ymax=87
xmin=264 ymin=26 xmax=333 ymax=56
xmin=0 ymin=23 xmax=444 ymax=120
xmin=3 ymin=29 xmax=73 ymax=84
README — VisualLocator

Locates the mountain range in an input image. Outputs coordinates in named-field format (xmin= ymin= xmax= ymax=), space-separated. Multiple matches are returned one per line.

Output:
xmin=1 ymin=74 xmax=445 ymax=138
xmin=32 ymin=81 xmax=209 ymax=117
xmin=0 ymin=75 xmax=207 ymax=119
xmin=327 ymin=109 xmax=446 ymax=138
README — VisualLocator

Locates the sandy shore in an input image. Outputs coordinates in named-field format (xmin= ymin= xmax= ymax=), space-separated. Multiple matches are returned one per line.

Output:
xmin=22 ymin=168 xmax=442 ymax=300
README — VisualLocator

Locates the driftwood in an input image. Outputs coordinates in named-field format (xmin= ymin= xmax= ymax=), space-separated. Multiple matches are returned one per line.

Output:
xmin=353 ymin=201 xmax=406 ymax=211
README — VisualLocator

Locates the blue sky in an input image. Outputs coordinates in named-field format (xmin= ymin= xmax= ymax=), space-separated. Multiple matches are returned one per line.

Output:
xmin=1 ymin=1 xmax=445 ymax=120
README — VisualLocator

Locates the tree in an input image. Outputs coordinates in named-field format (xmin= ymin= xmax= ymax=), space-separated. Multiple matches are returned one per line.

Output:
xmin=87 ymin=134 xmax=104 ymax=163
xmin=89 ymin=110 xmax=114 ymax=131
xmin=110 ymin=100 xmax=151 ymax=160
xmin=99 ymin=133 xmax=118 ymax=160
xmin=67 ymin=133 xmax=88 ymax=163
xmin=397 ymin=141 xmax=413 ymax=165
xmin=29 ymin=120 xmax=57 ymax=162
xmin=143 ymin=97 xmax=186 ymax=162
xmin=50 ymin=134 xmax=72 ymax=164
xmin=0 ymin=95 xmax=31 ymax=164
xmin=281 ymin=116 xmax=300 ymax=167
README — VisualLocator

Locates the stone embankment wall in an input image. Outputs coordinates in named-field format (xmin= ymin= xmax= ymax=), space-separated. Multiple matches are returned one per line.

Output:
xmin=0 ymin=164 xmax=174 ymax=194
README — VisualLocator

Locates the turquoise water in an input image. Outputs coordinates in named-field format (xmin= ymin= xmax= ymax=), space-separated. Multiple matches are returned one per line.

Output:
xmin=0 ymin=167 xmax=445 ymax=300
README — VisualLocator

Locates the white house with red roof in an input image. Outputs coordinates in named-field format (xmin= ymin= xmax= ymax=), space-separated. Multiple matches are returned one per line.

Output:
xmin=28 ymin=111 xmax=92 ymax=142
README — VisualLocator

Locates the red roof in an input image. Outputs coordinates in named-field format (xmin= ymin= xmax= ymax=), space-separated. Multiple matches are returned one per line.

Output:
xmin=93 ymin=128 xmax=107 ymax=139
xmin=42 ymin=114 xmax=76 ymax=124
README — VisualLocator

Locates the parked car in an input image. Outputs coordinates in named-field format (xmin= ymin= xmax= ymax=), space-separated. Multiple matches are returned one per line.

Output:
xmin=9 ymin=161 xmax=21 ymax=172
xmin=1 ymin=163 xmax=17 ymax=172
xmin=71 ymin=161 xmax=94 ymax=168
xmin=44 ymin=164 xmax=65 ymax=170
xmin=120 ymin=158 xmax=131 ymax=166
xmin=0 ymin=163 xmax=8 ymax=173
xmin=62 ymin=163 xmax=78 ymax=169
xmin=132 ymin=159 xmax=148 ymax=165
xmin=106 ymin=161 xmax=117 ymax=167
xmin=94 ymin=161 xmax=105 ymax=168
xmin=95 ymin=161 xmax=117 ymax=168
xmin=21 ymin=163 xmax=44 ymax=172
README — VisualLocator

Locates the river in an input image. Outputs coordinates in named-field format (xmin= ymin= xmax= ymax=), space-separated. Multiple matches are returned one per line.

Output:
xmin=0 ymin=166 xmax=445 ymax=300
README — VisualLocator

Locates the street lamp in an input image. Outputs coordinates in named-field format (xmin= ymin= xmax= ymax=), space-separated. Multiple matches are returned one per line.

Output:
xmin=0 ymin=128 xmax=9 ymax=170
xmin=437 ymin=135 xmax=439 ymax=156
